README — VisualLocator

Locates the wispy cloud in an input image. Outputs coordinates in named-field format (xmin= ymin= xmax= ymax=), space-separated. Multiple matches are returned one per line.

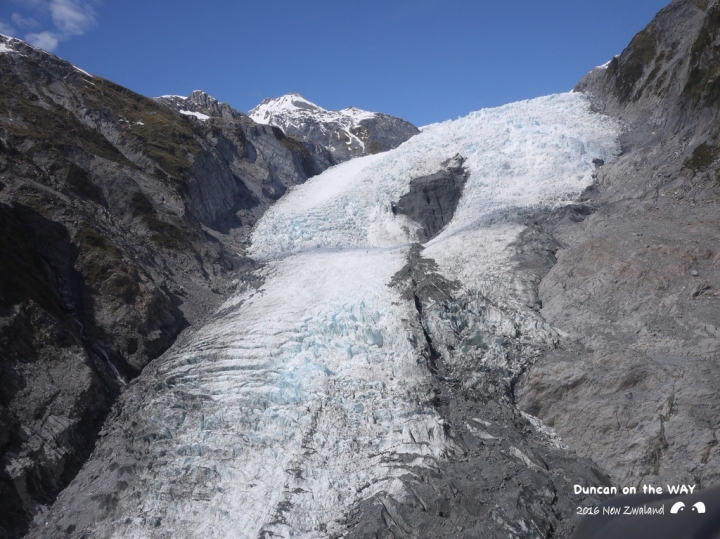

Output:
xmin=12 ymin=12 xmax=39 ymax=30
xmin=9 ymin=0 xmax=99 ymax=51
xmin=49 ymin=0 xmax=96 ymax=37
xmin=26 ymin=30 xmax=58 ymax=50
xmin=0 ymin=19 xmax=17 ymax=36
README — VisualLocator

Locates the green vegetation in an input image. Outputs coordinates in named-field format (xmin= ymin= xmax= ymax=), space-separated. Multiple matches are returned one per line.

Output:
xmin=129 ymin=191 xmax=191 ymax=250
xmin=74 ymin=225 xmax=139 ymax=303
xmin=0 ymin=73 xmax=133 ymax=166
xmin=614 ymin=24 xmax=658 ymax=101
xmin=683 ymin=4 xmax=720 ymax=105
xmin=684 ymin=142 xmax=720 ymax=171
xmin=146 ymin=218 xmax=190 ymax=251
xmin=0 ymin=65 xmax=203 ymax=189
xmin=82 ymin=78 xmax=202 ymax=184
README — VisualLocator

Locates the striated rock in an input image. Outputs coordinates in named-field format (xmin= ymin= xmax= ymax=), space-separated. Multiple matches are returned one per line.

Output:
xmin=28 ymin=92 xmax=619 ymax=539
xmin=392 ymin=154 xmax=469 ymax=242
xmin=7 ymin=0 xmax=720 ymax=536
xmin=155 ymin=90 xmax=248 ymax=121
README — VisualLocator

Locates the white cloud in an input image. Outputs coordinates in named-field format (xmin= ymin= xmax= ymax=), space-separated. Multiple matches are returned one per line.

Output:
xmin=0 ymin=19 xmax=18 ymax=37
xmin=26 ymin=30 xmax=59 ymax=50
xmin=12 ymin=12 xmax=39 ymax=29
xmin=10 ymin=0 xmax=100 ymax=51
xmin=49 ymin=0 xmax=96 ymax=37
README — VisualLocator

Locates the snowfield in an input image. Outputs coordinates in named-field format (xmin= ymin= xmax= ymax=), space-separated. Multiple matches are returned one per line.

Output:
xmin=63 ymin=92 xmax=620 ymax=538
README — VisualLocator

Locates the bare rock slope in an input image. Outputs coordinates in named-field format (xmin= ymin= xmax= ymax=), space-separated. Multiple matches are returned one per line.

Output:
xmin=0 ymin=34 xmax=336 ymax=538
xmin=518 ymin=0 xmax=720 ymax=491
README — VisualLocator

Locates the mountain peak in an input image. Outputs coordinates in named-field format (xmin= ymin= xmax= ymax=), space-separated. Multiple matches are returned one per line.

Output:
xmin=250 ymin=93 xmax=326 ymax=122
xmin=154 ymin=90 xmax=247 ymax=121
xmin=248 ymin=94 xmax=419 ymax=164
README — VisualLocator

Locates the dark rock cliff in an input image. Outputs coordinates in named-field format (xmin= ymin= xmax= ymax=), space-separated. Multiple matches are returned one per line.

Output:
xmin=518 ymin=0 xmax=720 ymax=495
xmin=0 ymin=35 xmax=331 ymax=538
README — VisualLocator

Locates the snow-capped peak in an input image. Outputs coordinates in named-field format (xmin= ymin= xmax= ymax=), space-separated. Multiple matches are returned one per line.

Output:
xmin=248 ymin=93 xmax=410 ymax=163
xmin=249 ymin=93 xmax=379 ymax=125
xmin=247 ymin=93 xmax=419 ymax=164
xmin=249 ymin=93 xmax=382 ymax=127
xmin=250 ymin=93 xmax=344 ymax=124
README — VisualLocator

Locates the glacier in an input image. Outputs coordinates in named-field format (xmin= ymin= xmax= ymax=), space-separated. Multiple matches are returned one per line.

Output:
xmin=251 ymin=93 xmax=617 ymax=258
xmin=34 ymin=92 xmax=620 ymax=538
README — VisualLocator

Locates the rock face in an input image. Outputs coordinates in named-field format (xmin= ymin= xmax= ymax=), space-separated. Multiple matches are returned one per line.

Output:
xmin=0 ymin=34 xmax=334 ymax=538
xmin=517 ymin=0 xmax=720 ymax=494
xmin=249 ymin=93 xmax=420 ymax=164
xmin=155 ymin=91 xmax=248 ymax=121
xmin=392 ymin=154 xmax=469 ymax=242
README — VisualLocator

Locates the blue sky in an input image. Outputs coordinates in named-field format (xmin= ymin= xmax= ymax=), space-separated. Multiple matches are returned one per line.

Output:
xmin=1 ymin=0 xmax=670 ymax=126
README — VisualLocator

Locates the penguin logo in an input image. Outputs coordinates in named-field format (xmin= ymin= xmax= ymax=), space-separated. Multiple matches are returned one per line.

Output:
xmin=670 ymin=502 xmax=685 ymax=514
xmin=670 ymin=501 xmax=706 ymax=514
xmin=692 ymin=502 xmax=706 ymax=514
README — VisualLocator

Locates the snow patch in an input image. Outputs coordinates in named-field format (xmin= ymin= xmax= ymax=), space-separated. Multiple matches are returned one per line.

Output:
xmin=339 ymin=106 xmax=376 ymax=122
xmin=521 ymin=411 xmax=568 ymax=450
xmin=73 ymin=65 xmax=92 ymax=77
xmin=180 ymin=110 xmax=210 ymax=121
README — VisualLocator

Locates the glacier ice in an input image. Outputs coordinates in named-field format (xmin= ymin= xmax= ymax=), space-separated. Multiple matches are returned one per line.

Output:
xmin=38 ymin=92 xmax=619 ymax=538
xmin=250 ymin=92 xmax=618 ymax=260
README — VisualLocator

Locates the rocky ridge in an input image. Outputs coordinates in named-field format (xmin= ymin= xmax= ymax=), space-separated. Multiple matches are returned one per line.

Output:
xmin=518 ymin=0 xmax=720 ymax=494
xmin=4 ymin=0 xmax=720 ymax=536
xmin=249 ymin=93 xmax=420 ymax=164
xmin=0 ymin=34 xmax=336 ymax=538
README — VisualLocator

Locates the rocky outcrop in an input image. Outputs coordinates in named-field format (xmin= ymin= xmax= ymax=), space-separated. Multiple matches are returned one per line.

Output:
xmin=7 ymin=0 xmax=720 ymax=536
xmin=340 ymin=243 xmax=609 ymax=539
xmin=392 ymin=155 xmax=469 ymax=242
xmin=155 ymin=91 xmax=247 ymax=121
xmin=248 ymin=93 xmax=420 ymax=164
xmin=0 ymin=34 xmax=332 ymax=537
xmin=517 ymin=0 xmax=720 ymax=494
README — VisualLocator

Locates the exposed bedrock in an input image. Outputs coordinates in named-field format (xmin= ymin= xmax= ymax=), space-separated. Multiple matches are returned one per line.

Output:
xmin=518 ymin=0 xmax=720 ymax=493
xmin=392 ymin=155 xmax=469 ymax=242
xmin=248 ymin=93 xmax=421 ymax=164
xmin=26 ymin=87 xmax=621 ymax=537
xmin=340 ymin=242 xmax=610 ymax=539
xmin=0 ymin=34 xmax=335 ymax=537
